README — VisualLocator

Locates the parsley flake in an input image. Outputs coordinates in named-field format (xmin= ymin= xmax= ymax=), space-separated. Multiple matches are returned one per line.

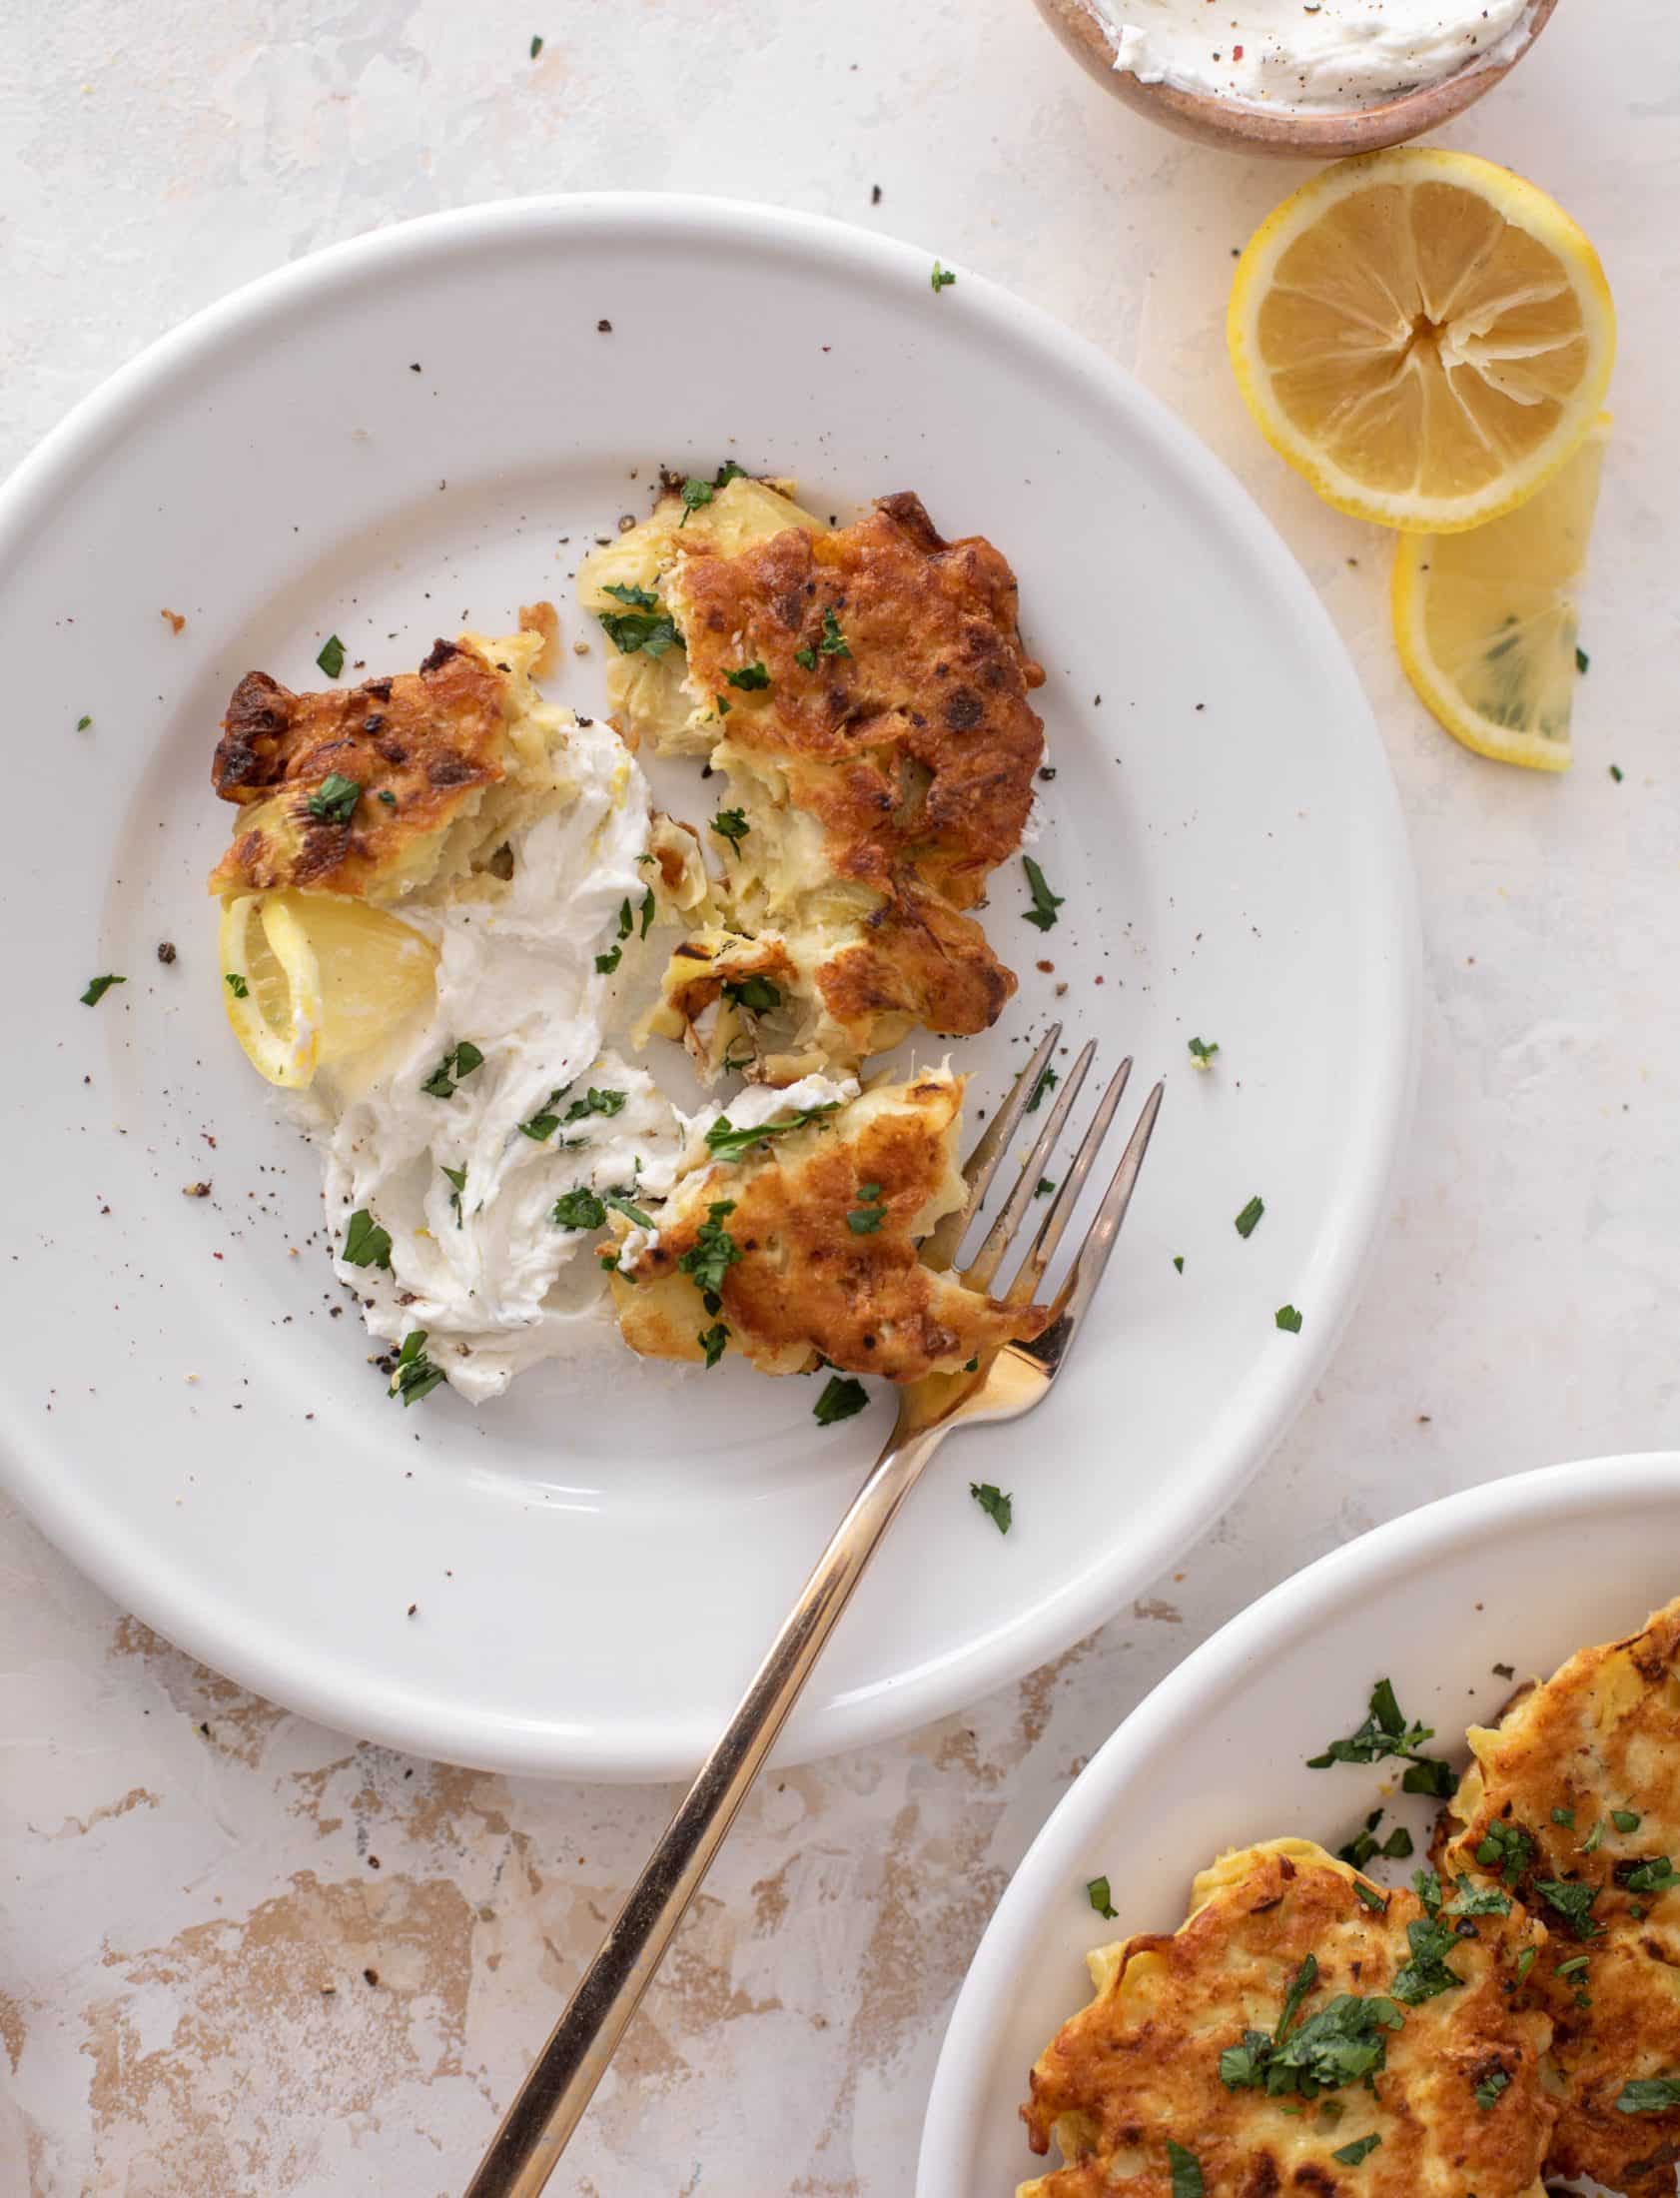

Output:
xmin=813 ymin=1374 xmax=868 ymax=1426
xmin=76 ymin=713 xmax=92 ymax=731
xmin=602 ymin=1189 xmax=654 ymax=1229
xmin=931 ymin=260 xmax=957 ymax=292
xmin=971 ymin=1482 xmax=1013 ymax=1534
xmin=1307 ymin=1677 xmax=1457 ymax=1796
xmin=1352 ymin=1880 xmax=1387 ymax=1913
xmin=595 ymin=945 xmax=622 ymax=975
xmin=711 ymin=807 xmax=750 ymax=848
xmin=1022 ymin=855 xmax=1064 ymax=931
xmin=80 ymin=973 xmax=125 ymax=1006
xmin=600 ymin=580 xmax=659 ymax=609
xmin=597 ymin=607 xmax=681 ymax=657
xmin=420 ymin=1041 xmax=484 ymax=1099
xmin=441 ymin=1163 xmax=466 ymax=1226
xmin=390 ymin=1329 xmax=444 ymax=1405
xmin=225 ymin=972 xmax=250 ymax=998
xmin=1025 ymin=1063 xmax=1060 ymax=1113
xmin=1390 ymin=1916 xmax=1464 ymax=2005
xmin=1625 ymin=1856 xmax=1679 ymax=1895
xmin=343 ymin=1208 xmax=392 ymax=1269
xmin=1235 ymin=1195 xmax=1264 ymax=1238
xmin=819 ymin=607 xmax=851 ymax=658
xmin=1188 ymin=1035 xmax=1220 ymax=1067
xmin=703 ymin=1103 xmax=841 ymax=1163
xmin=529 ymin=33 xmax=542 ymax=57
xmin=639 ymin=887 xmax=656 ymax=938
xmin=1536 ymin=1879 xmax=1603 ymax=1938
xmin=678 ymin=476 xmax=714 ymax=525
xmin=1475 ymin=1818 xmax=1534 ymax=1886
xmin=793 ymin=646 xmax=817 ymax=670
xmin=552 ymin=1187 xmax=607 ymax=1231
xmin=1617 ymin=2077 xmax=1680 ymax=2114
xmin=679 ymin=1201 xmax=741 ymax=1297
xmin=1612 ymin=1809 xmax=1642 ymax=1834
xmin=1167 ymin=2142 xmax=1204 ymax=2198
xmin=722 ymin=974 xmax=781 ymax=1014
xmin=1331 ymin=2136 xmax=1382 ymax=2167
xmin=697 ymin=1321 xmax=729 ymax=1369
xmin=725 ymin=659 xmax=770 ymax=691
xmin=1087 ymin=1874 xmax=1118 ymax=1919
xmin=308 ymin=771 xmax=362 ymax=822
xmin=316 ymin=633 xmax=346 ymax=679
xmin=1575 ymin=645 xmax=1590 ymax=676
xmin=1275 ymin=1304 xmax=1303 ymax=1333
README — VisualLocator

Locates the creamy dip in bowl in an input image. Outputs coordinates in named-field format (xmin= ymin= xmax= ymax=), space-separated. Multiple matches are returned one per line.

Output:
xmin=1033 ymin=0 xmax=1557 ymax=155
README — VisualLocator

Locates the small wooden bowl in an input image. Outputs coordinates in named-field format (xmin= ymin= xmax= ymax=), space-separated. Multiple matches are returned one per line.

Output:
xmin=1033 ymin=0 xmax=1559 ymax=156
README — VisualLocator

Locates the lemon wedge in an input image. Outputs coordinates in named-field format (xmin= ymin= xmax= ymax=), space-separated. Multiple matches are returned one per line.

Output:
xmin=220 ymin=891 xmax=437 ymax=1088
xmin=1391 ymin=416 xmax=1607 ymax=772
xmin=1229 ymin=149 xmax=1615 ymax=534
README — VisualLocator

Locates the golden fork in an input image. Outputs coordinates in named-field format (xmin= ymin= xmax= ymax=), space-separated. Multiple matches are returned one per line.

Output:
xmin=464 ymin=1023 xmax=1164 ymax=2196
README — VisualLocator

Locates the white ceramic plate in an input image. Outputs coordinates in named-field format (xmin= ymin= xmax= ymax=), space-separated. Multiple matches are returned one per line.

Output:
xmin=917 ymin=1453 xmax=1680 ymax=2194
xmin=0 ymin=196 xmax=1415 ymax=1779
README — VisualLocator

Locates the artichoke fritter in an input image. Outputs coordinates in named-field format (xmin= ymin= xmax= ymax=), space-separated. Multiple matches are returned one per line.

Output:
xmin=608 ymin=1067 xmax=1047 ymax=1381
xmin=1021 ymin=1838 xmax=1553 ymax=2198
xmin=1437 ymin=1595 xmax=1680 ymax=2192
xmin=579 ymin=477 xmax=1045 ymax=1079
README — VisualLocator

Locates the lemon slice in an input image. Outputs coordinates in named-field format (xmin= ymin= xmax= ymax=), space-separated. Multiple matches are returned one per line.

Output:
xmin=1392 ymin=416 xmax=1607 ymax=772
xmin=1230 ymin=149 xmax=1615 ymax=534
xmin=220 ymin=891 xmax=437 ymax=1087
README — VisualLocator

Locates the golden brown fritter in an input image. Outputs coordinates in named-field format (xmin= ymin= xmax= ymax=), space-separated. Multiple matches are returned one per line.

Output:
xmin=1437 ymin=1596 xmax=1680 ymax=2192
xmin=579 ymin=478 xmax=1045 ymax=1077
xmin=208 ymin=635 xmax=517 ymax=901
xmin=609 ymin=1068 xmax=1047 ymax=1381
xmin=1021 ymin=1839 xmax=1553 ymax=2198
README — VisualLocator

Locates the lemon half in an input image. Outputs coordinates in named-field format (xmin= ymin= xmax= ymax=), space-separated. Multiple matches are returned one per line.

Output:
xmin=1392 ymin=416 xmax=1608 ymax=772
xmin=1230 ymin=149 xmax=1615 ymax=534
xmin=220 ymin=891 xmax=437 ymax=1088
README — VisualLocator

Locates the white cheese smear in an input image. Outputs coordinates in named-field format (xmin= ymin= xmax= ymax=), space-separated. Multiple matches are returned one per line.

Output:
xmin=1089 ymin=0 xmax=1534 ymax=109
xmin=301 ymin=713 xmax=685 ymax=1405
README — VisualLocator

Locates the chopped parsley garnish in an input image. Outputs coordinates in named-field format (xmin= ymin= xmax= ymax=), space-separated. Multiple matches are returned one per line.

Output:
xmin=529 ymin=33 xmax=542 ymax=57
xmin=713 ymin=461 xmax=748 ymax=487
xmin=343 ymin=1208 xmax=392 ymax=1269
xmin=1613 ymin=1808 xmax=1642 ymax=1833
xmin=715 ymin=694 xmax=731 ymax=715
xmin=1625 ymin=1855 xmax=1679 ymax=1895
xmin=813 ymin=1374 xmax=868 ymax=1426
xmin=571 ymin=1087 xmax=626 ymax=1121
xmin=441 ymin=1163 xmax=467 ymax=1226
xmin=316 ymin=633 xmax=346 ymax=679
xmin=597 ymin=607 xmax=681 ymax=657
xmin=1037 ymin=1179 xmax=1057 ymax=1198
xmin=1555 ymin=1954 xmax=1591 ymax=1979
xmin=1617 ymin=2077 xmax=1680 ymax=2114
xmin=971 ymin=1482 xmax=1013 ymax=1534
xmin=1173 ymin=1255 xmax=1185 ymax=1272
xmin=1515 ymin=1945 xmax=1536 ymax=1981
xmin=225 ymin=972 xmax=250 ymax=998
xmin=76 ymin=713 xmax=92 ymax=730
xmin=1582 ymin=1818 xmax=1605 ymax=1854
xmin=793 ymin=646 xmax=817 ymax=670
xmin=80 ymin=973 xmax=125 ymax=1006
xmin=602 ymin=1189 xmax=654 ymax=1229
xmin=1188 ymin=1036 xmax=1219 ymax=1067
xmin=552 ymin=1187 xmax=607 ymax=1231
xmin=601 ymin=580 xmax=659 ymax=609
xmin=1331 ymin=2136 xmax=1382 ymax=2167
xmin=1337 ymin=1809 xmax=1412 ymax=1869
xmin=1553 ymin=1807 xmax=1576 ymax=1827
xmin=1575 ymin=645 xmax=1590 ymax=676
xmin=1166 ymin=2141 xmax=1204 ymax=2198
xmin=1219 ymin=1958 xmax=1405 ymax=2100
xmin=390 ymin=1329 xmax=444 ymax=1405
xmin=1609 ymin=762 xmax=1624 ymax=781
xmin=847 ymin=1189 xmax=887 ymax=1235
xmin=308 ymin=771 xmax=362 ymax=821
xmin=697 ymin=1321 xmax=729 ymax=1368
xmin=1390 ymin=1917 xmax=1464 ymax=2004
xmin=615 ymin=898 xmax=634 ymax=940
xmin=378 ymin=788 xmax=398 ymax=806
xmin=678 ymin=476 xmax=714 ymax=524
xmin=711 ymin=807 xmax=750 ymax=848
xmin=639 ymin=887 xmax=655 ymax=937
xmin=1352 ymin=1880 xmax=1387 ymax=1913
xmin=1235 ymin=1195 xmax=1265 ymax=1239
xmin=931 ymin=260 xmax=957 ymax=291
xmin=1022 ymin=855 xmax=1064 ymax=932
xmin=1306 ymin=1677 xmax=1458 ymax=1797
xmin=1535 ymin=1879 xmax=1602 ymax=1939
xmin=595 ymin=945 xmax=622 ymax=975
xmin=1025 ymin=1063 xmax=1059 ymax=1113
xmin=679 ymin=1201 xmax=741 ymax=1297
xmin=1275 ymin=1305 xmax=1303 ymax=1333
xmin=1474 ymin=1818 xmax=1534 ymax=1886
xmin=819 ymin=607 xmax=851 ymax=658
xmin=725 ymin=659 xmax=771 ymax=691
xmin=703 ymin=1102 xmax=840 ymax=1163
xmin=1413 ymin=1869 xmax=1442 ymax=1915
xmin=722 ymin=974 xmax=781 ymax=1014
xmin=1443 ymin=1877 xmax=1512 ymax=1918
xmin=420 ymin=1040 xmax=484 ymax=1099
xmin=1087 ymin=1874 xmax=1118 ymax=1919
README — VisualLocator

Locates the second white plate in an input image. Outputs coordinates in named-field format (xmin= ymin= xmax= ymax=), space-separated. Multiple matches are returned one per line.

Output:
xmin=0 ymin=195 xmax=1415 ymax=1776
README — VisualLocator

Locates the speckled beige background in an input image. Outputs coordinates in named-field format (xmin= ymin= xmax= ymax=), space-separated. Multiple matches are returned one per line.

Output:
xmin=4 ymin=3 xmax=1679 ymax=2192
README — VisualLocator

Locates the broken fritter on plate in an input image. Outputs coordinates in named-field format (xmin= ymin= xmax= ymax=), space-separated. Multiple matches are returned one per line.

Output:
xmin=578 ymin=474 xmax=1046 ymax=1082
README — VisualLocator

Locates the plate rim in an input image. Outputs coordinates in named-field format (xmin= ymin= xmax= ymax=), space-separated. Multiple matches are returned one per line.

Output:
xmin=915 ymin=1449 xmax=1680 ymax=2193
xmin=0 ymin=192 xmax=1419 ymax=1776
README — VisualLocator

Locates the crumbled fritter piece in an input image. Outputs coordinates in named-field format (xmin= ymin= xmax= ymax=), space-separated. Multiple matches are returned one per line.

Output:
xmin=610 ymin=1068 xmax=1047 ymax=1382
xmin=1020 ymin=1838 xmax=1553 ymax=2198
xmin=1438 ymin=1596 xmax=1680 ymax=2192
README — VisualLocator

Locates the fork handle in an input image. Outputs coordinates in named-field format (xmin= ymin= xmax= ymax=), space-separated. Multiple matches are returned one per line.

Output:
xmin=462 ymin=1415 xmax=950 ymax=2198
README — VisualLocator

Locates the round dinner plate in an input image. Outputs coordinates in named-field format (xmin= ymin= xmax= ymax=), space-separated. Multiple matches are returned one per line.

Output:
xmin=916 ymin=1453 xmax=1680 ymax=2194
xmin=0 ymin=195 xmax=1415 ymax=1779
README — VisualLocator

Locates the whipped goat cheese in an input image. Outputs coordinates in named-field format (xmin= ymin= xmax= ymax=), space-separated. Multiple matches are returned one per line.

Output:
xmin=1091 ymin=0 xmax=1534 ymax=109
xmin=306 ymin=713 xmax=682 ymax=1404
